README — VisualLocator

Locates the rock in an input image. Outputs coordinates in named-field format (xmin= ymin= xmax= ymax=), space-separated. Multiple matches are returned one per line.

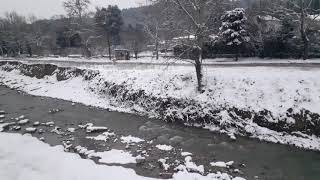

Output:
xmin=12 ymin=126 xmax=21 ymax=131
xmin=145 ymin=163 xmax=156 ymax=170
xmin=181 ymin=152 xmax=193 ymax=156
xmin=0 ymin=110 xmax=5 ymax=115
xmin=0 ymin=115 xmax=5 ymax=119
xmin=159 ymin=173 xmax=173 ymax=179
xmin=51 ymin=126 xmax=64 ymax=135
xmin=0 ymin=123 xmax=15 ymax=132
xmin=169 ymin=136 xmax=184 ymax=145
xmin=136 ymin=158 xmax=146 ymax=164
xmin=138 ymin=125 xmax=149 ymax=132
xmin=40 ymin=137 xmax=45 ymax=141
xmin=72 ymin=103 xmax=76 ymax=106
xmin=62 ymin=141 xmax=72 ymax=152
xmin=38 ymin=129 xmax=45 ymax=134
xmin=157 ymin=134 xmax=170 ymax=144
xmin=67 ymin=128 xmax=76 ymax=133
xmin=48 ymin=109 xmax=62 ymax=114
xmin=43 ymin=121 xmax=55 ymax=127
xmin=33 ymin=121 xmax=40 ymax=126
xmin=85 ymin=124 xmax=108 ymax=133
xmin=18 ymin=119 xmax=30 ymax=125
xmin=25 ymin=127 xmax=37 ymax=133
xmin=16 ymin=115 xmax=25 ymax=120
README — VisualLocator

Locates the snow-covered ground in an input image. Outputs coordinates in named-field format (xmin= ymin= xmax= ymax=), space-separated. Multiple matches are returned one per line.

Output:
xmin=0 ymin=61 xmax=320 ymax=151
xmin=0 ymin=132 xmax=244 ymax=180
xmin=1 ymin=56 xmax=320 ymax=65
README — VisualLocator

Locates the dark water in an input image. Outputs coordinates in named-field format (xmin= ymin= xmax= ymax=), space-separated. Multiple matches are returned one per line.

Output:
xmin=0 ymin=85 xmax=319 ymax=180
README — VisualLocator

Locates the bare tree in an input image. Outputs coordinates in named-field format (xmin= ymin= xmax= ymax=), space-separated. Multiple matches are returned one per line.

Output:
xmin=144 ymin=19 xmax=161 ymax=60
xmin=156 ymin=0 xmax=229 ymax=92
xmin=293 ymin=0 xmax=320 ymax=60
xmin=267 ymin=0 xmax=320 ymax=60
xmin=63 ymin=0 xmax=90 ymax=21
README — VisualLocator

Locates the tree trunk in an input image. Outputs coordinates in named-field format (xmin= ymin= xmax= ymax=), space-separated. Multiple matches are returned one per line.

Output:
xmin=135 ymin=51 xmax=138 ymax=59
xmin=0 ymin=47 xmax=3 ymax=56
xmin=82 ymin=45 xmax=91 ymax=58
xmin=195 ymin=55 xmax=203 ymax=92
xmin=155 ymin=39 xmax=159 ymax=60
xmin=235 ymin=46 xmax=239 ymax=61
xmin=107 ymin=36 xmax=112 ymax=60
xmin=300 ymin=0 xmax=309 ymax=60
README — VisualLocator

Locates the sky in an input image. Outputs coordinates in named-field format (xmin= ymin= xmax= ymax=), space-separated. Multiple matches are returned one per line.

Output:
xmin=0 ymin=0 xmax=146 ymax=19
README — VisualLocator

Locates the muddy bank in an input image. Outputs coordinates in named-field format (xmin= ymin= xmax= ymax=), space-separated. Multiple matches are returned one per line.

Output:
xmin=0 ymin=61 xmax=319 ymax=150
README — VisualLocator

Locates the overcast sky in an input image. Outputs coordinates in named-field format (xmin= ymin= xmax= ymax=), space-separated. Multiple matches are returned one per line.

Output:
xmin=0 ymin=0 xmax=146 ymax=19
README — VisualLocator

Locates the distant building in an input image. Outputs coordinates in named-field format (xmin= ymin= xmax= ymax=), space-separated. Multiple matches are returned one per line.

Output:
xmin=257 ymin=15 xmax=282 ymax=33
xmin=114 ymin=49 xmax=130 ymax=60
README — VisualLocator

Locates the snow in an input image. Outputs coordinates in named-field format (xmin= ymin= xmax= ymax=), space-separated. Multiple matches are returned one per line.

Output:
xmin=43 ymin=121 xmax=55 ymax=126
xmin=67 ymin=128 xmax=76 ymax=133
xmin=86 ymin=132 xmax=115 ymax=141
xmin=158 ymin=158 xmax=170 ymax=171
xmin=75 ymin=145 xmax=141 ymax=164
xmin=210 ymin=161 xmax=234 ymax=168
xmin=0 ymin=115 xmax=5 ymax=119
xmin=211 ymin=162 xmax=227 ymax=168
xmin=33 ymin=121 xmax=40 ymax=126
xmin=121 ymin=135 xmax=145 ymax=144
xmin=181 ymin=152 xmax=193 ymax=156
xmin=175 ymin=156 xmax=205 ymax=174
xmin=0 ymin=133 xmax=155 ymax=180
xmin=156 ymin=144 xmax=174 ymax=151
xmin=184 ymin=156 xmax=205 ymax=174
xmin=0 ymin=132 xmax=245 ymax=180
xmin=94 ymin=149 xmax=140 ymax=164
xmin=79 ymin=123 xmax=108 ymax=133
xmin=1 ymin=60 xmax=320 ymax=150
xmin=25 ymin=127 xmax=37 ymax=133
xmin=0 ymin=123 xmax=15 ymax=132
xmin=17 ymin=119 xmax=30 ymax=125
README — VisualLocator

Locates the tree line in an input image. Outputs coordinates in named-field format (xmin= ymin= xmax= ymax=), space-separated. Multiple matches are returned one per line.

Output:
xmin=0 ymin=0 xmax=319 ymax=92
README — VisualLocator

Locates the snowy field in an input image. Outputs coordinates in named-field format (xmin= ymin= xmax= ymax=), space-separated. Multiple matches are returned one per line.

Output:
xmin=0 ymin=133 xmax=244 ymax=180
xmin=0 ymin=61 xmax=320 ymax=151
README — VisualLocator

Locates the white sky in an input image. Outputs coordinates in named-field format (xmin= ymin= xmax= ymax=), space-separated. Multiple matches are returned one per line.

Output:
xmin=0 ymin=0 xmax=146 ymax=19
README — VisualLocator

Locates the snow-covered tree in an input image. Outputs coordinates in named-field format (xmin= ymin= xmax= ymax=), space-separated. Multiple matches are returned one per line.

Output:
xmin=154 ymin=0 xmax=230 ymax=92
xmin=219 ymin=8 xmax=250 ymax=61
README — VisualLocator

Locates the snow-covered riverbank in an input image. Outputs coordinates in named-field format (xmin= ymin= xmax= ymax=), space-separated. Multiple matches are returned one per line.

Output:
xmin=0 ymin=61 xmax=319 ymax=151
xmin=0 ymin=133 xmax=244 ymax=180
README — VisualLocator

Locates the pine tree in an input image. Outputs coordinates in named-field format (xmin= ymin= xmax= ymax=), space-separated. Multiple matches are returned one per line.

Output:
xmin=219 ymin=8 xmax=250 ymax=61
xmin=95 ymin=5 xmax=123 ymax=60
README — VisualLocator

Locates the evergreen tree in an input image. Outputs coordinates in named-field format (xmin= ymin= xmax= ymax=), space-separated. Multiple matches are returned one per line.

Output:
xmin=219 ymin=8 xmax=250 ymax=61
xmin=95 ymin=5 xmax=123 ymax=60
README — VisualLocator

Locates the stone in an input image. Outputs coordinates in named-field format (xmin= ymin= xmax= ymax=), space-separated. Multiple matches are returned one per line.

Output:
xmin=25 ymin=127 xmax=37 ymax=133
xmin=169 ymin=136 xmax=184 ymax=145
xmin=38 ymin=129 xmax=45 ymax=134
xmin=12 ymin=126 xmax=21 ymax=131
xmin=33 ymin=121 xmax=40 ymax=126
xmin=18 ymin=119 xmax=30 ymax=125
